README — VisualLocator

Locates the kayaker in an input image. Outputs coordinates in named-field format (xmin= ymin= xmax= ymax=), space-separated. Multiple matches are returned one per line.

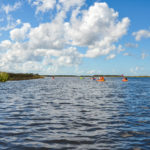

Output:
xmin=92 ymin=77 xmax=96 ymax=80
xmin=97 ymin=76 xmax=105 ymax=81
xmin=122 ymin=77 xmax=128 ymax=82
xmin=99 ymin=76 xmax=104 ymax=80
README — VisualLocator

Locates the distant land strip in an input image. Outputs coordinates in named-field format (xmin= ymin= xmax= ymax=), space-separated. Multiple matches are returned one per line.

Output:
xmin=47 ymin=75 xmax=150 ymax=77
xmin=8 ymin=73 xmax=44 ymax=81
xmin=1 ymin=72 xmax=150 ymax=82
xmin=0 ymin=72 xmax=44 ymax=82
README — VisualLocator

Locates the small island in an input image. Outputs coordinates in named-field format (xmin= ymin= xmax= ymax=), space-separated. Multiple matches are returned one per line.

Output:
xmin=0 ymin=72 xmax=44 ymax=82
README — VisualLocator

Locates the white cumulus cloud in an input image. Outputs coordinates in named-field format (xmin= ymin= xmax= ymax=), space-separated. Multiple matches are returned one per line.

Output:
xmin=30 ymin=0 xmax=56 ymax=14
xmin=65 ymin=2 xmax=130 ymax=58
xmin=0 ymin=1 xmax=130 ymax=73
xmin=132 ymin=29 xmax=150 ymax=41
xmin=10 ymin=23 xmax=31 ymax=41
xmin=0 ymin=40 xmax=12 ymax=51
xmin=28 ymin=21 xmax=65 ymax=50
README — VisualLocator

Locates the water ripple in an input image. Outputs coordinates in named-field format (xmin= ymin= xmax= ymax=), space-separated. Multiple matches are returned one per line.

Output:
xmin=0 ymin=77 xmax=150 ymax=149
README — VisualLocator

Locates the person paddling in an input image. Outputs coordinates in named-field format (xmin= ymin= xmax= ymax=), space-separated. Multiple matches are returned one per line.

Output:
xmin=97 ymin=76 xmax=105 ymax=81
xmin=92 ymin=77 xmax=96 ymax=80
xmin=99 ymin=76 xmax=104 ymax=80
xmin=122 ymin=74 xmax=128 ymax=82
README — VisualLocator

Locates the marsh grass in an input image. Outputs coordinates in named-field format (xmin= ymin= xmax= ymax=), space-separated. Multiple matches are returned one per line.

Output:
xmin=8 ymin=73 xmax=44 ymax=80
xmin=0 ymin=72 xmax=9 ymax=82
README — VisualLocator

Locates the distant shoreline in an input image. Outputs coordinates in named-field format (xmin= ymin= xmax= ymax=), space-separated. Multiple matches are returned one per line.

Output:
xmin=0 ymin=72 xmax=44 ymax=82
xmin=1 ymin=72 xmax=150 ymax=82
xmin=8 ymin=73 xmax=44 ymax=81
xmin=46 ymin=75 xmax=150 ymax=78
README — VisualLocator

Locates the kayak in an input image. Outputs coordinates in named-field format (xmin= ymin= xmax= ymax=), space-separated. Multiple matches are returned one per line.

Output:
xmin=96 ymin=79 xmax=105 ymax=82
xmin=122 ymin=79 xmax=128 ymax=82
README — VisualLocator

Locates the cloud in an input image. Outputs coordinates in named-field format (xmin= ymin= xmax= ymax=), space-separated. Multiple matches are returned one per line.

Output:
xmin=125 ymin=43 xmax=138 ymax=48
xmin=30 ymin=0 xmax=56 ymax=14
xmin=65 ymin=2 xmax=130 ymax=58
xmin=87 ymin=70 xmax=101 ymax=75
xmin=22 ymin=61 xmax=43 ymax=73
xmin=27 ymin=2 xmax=130 ymax=56
xmin=0 ymin=2 xmax=22 ymax=32
xmin=117 ymin=45 xmax=125 ymax=53
xmin=0 ymin=40 xmax=12 ymax=50
xmin=10 ymin=23 xmax=31 ymax=41
xmin=123 ymin=52 xmax=134 ymax=56
xmin=28 ymin=21 xmax=65 ymax=49
xmin=106 ymin=54 xmax=116 ymax=60
xmin=0 ymin=1 xmax=130 ymax=73
xmin=36 ymin=47 xmax=82 ymax=67
xmin=0 ymin=38 xmax=82 ymax=73
xmin=130 ymin=66 xmax=143 ymax=75
xmin=29 ymin=0 xmax=85 ymax=14
xmin=132 ymin=29 xmax=150 ymax=41
xmin=56 ymin=48 xmax=82 ymax=66
xmin=58 ymin=0 xmax=85 ymax=11
xmin=2 ymin=2 xmax=22 ymax=14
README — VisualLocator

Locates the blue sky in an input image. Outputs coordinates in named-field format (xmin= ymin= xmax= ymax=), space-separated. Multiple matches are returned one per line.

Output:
xmin=0 ymin=0 xmax=150 ymax=75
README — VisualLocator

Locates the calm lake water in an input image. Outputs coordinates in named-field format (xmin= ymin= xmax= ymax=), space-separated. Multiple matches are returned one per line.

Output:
xmin=0 ymin=77 xmax=150 ymax=150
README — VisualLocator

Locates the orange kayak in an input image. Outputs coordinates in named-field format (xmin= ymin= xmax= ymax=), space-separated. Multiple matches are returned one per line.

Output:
xmin=97 ymin=79 xmax=105 ymax=82
xmin=122 ymin=79 xmax=128 ymax=82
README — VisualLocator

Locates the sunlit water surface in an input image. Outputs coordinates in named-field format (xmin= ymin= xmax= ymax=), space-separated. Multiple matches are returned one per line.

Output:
xmin=0 ymin=77 xmax=150 ymax=150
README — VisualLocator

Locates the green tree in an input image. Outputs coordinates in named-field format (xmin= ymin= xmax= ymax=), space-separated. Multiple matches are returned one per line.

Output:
xmin=0 ymin=72 xmax=9 ymax=82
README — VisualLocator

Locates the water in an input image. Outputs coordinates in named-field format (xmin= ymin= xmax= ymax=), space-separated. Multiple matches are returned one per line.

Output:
xmin=0 ymin=77 xmax=150 ymax=150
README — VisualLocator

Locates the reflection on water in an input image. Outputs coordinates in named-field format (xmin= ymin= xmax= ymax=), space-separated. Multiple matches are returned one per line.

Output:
xmin=0 ymin=77 xmax=150 ymax=149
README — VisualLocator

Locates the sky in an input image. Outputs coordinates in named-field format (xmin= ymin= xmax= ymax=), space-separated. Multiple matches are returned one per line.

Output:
xmin=0 ymin=0 xmax=150 ymax=75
